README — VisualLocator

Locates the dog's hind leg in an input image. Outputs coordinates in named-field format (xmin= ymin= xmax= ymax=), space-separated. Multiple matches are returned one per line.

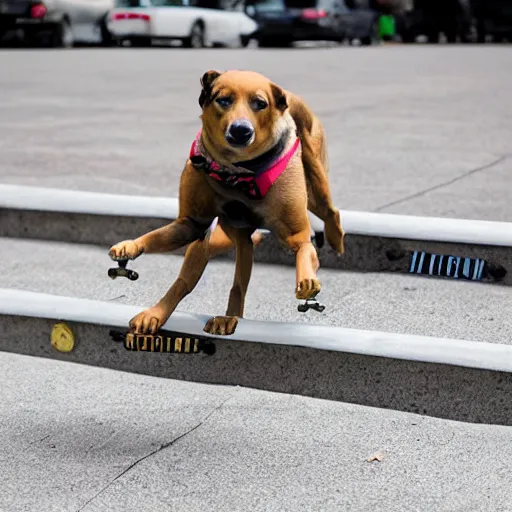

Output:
xmin=302 ymin=131 xmax=345 ymax=255
xmin=203 ymin=225 xmax=255 ymax=336
xmin=129 ymin=224 xmax=262 ymax=334
xmin=129 ymin=224 xmax=229 ymax=334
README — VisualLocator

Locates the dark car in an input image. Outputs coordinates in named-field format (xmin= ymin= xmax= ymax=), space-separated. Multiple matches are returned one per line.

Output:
xmin=0 ymin=0 xmax=113 ymax=47
xmin=245 ymin=0 xmax=378 ymax=47
xmin=470 ymin=0 xmax=512 ymax=42
xmin=394 ymin=0 xmax=472 ymax=43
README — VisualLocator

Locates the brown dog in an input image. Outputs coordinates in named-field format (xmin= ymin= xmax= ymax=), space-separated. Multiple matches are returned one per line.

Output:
xmin=109 ymin=70 xmax=345 ymax=336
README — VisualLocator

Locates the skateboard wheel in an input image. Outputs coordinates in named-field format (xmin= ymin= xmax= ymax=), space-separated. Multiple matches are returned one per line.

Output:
xmin=126 ymin=270 xmax=139 ymax=281
xmin=203 ymin=342 xmax=216 ymax=356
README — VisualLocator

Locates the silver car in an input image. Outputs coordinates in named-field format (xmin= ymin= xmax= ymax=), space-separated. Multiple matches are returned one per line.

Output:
xmin=0 ymin=0 xmax=115 ymax=47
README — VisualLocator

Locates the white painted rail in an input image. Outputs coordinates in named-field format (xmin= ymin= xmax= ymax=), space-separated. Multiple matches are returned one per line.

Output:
xmin=1 ymin=288 xmax=511 ymax=373
xmin=2 ymin=183 xmax=512 ymax=247
xmin=0 ymin=183 xmax=179 ymax=219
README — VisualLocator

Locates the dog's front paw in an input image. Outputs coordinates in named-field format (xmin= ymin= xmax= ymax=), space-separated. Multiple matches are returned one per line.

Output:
xmin=129 ymin=306 xmax=170 ymax=334
xmin=109 ymin=240 xmax=143 ymax=261
xmin=296 ymin=278 xmax=321 ymax=300
xmin=203 ymin=316 xmax=239 ymax=336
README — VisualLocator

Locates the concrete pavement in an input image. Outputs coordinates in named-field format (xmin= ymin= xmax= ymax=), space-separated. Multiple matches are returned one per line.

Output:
xmin=2 ymin=352 xmax=512 ymax=512
xmin=1 ymin=44 xmax=512 ymax=511
xmin=2 ymin=237 xmax=511 ymax=345
xmin=0 ymin=46 xmax=511 ymax=220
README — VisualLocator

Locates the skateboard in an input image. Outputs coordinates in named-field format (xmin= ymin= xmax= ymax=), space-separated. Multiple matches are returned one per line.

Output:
xmin=109 ymin=329 xmax=216 ymax=355
xmin=386 ymin=249 xmax=507 ymax=283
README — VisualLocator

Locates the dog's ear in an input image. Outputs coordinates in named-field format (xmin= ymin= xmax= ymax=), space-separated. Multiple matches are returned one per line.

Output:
xmin=270 ymin=83 xmax=288 ymax=112
xmin=199 ymin=70 xmax=221 ymax=108
xmin=200 ymin=69 xmax=221 ymax=89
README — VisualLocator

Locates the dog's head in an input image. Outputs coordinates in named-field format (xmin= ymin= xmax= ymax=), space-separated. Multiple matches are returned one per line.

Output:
xmin=198 ymin=69 xmax=291 ymax=162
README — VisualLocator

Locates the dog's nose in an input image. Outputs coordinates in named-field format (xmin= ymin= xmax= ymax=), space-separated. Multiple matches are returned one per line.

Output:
xmin=226 ymin=119 xmax=254 ymax=147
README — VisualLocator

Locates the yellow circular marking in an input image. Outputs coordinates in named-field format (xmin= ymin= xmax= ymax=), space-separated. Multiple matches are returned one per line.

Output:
xmin=50 ymin=322 xmax=75 ymax=353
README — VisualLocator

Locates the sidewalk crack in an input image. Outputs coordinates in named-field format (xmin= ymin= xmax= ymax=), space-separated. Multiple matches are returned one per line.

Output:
xmin=76 ymin=394 xmax=234 ymax=512
xmin=374 ymin=155 xmax=508 ymax=213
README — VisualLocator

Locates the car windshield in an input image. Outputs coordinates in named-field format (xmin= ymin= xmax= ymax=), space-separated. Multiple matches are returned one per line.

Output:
xmin=114 ymin=0 xmax=184 ymax=6
xmin=150 ymin=0 xmax=186 ymax=5
xmin=115 ymin=0 xmax=143 ymax=6
xmin=247 ymin=0 xmax=317 ymax=10
xmin=285 ymin=0 xmax=317 ymax=6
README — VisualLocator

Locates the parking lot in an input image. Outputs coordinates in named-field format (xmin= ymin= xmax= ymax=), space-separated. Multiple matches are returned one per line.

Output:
xmin=1 ymin=44 xmax=512 ymax=511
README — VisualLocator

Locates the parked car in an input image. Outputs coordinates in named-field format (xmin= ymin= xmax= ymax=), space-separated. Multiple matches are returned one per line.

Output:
xmin=244 ymin=0 xmax=378 ymax=48
xmin=0 ymin=0 xmax=114 ymax=47
xmin=106 ymin=0 xmax=258 ymax=47
xmin=470 ymin=0 xmax=512 ymax=42
xmin=394 ymin=0 xmax=472 ymax=43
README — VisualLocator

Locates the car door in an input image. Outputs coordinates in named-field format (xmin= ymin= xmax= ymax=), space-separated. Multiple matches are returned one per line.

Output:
xmin=55 ymin=0 xmax=86 ymax=33
xmin=79 ymin=0 xmax=113 ymax=41
xmin=54 ymin=0 xmax=100 ymax=41
xmin=327 ymin=0 xmax=349 ymax=36
xmin=149 ymin=0 xmax=195 ymax=38
xmin=333 ymin=0 xmax=353 ymax=37
xmin=214 ymin=8 xmax=247 ymax=44
xmin=189 ymin=1 xmax=226 ymax=43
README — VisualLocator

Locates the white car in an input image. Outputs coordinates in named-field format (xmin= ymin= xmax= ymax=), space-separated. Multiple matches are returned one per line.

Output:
xmin=106 ymin=0 xmax=258 ymax=47
xmin=0 ymin=0 xmax=115 ymax=47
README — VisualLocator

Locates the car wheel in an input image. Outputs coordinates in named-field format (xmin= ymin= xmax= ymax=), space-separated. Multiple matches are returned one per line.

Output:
xmin=129 ymin=37 xmax=151 ymax=47
xmin=476 ymin=33 xmax=486 ymax=43
xmin=183 ymin=21 xmax=204 ymax=48
xmin=444 ymin=26 xmax=458 ymax=43
xmin=99 ymin=17 xmax=114 ymax=47
xmin=240 ymin=35 xmax=251 ymax=48
xmin=51 ymin=18 xmax=74 ymax=48
xmin=258 ymin=37 xmax=292 ymax=48
xmin=426 ymin=31 xmax=439 ymax=43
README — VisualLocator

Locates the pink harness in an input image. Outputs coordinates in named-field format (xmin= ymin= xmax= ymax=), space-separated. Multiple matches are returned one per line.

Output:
xmin=189 ymin=129 xmax=300 ymax=199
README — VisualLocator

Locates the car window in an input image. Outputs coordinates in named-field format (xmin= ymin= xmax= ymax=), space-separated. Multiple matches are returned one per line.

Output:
xmin=246 ymin=0 xmax=286 ymax=11
xmin=150 ymin=0 xmax=186 ymax=5
xmin=114 ymin=0 xmax=156 ymax=6
xmin=285 ymin=0 xmax=318 ymax=7
xmin=193 ymin=0 xmax=222 ymax=8
xmin=248 ymin=0 xmax=321 ymax=7
xmin=115 ymin=0 xmax=144 ymax=7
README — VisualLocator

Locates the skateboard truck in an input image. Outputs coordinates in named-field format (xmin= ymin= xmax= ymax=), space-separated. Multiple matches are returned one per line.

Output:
xmin=297 ymin=296 xmax=326 ymax=313
xmin=108 ymin=258 xmax=139 ymax=281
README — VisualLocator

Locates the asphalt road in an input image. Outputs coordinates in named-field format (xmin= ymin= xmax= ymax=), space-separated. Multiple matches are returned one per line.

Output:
xmin=1 ymin=45 xmax=512 ymax=512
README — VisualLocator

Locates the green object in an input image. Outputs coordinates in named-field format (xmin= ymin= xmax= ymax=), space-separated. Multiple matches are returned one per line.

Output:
xmin=378 ymin=14 xmax=396 ymax=39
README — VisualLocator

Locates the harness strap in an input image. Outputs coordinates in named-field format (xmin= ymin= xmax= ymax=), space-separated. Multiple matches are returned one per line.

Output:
xmin=189 ymin=130 xmax=300 ymax=199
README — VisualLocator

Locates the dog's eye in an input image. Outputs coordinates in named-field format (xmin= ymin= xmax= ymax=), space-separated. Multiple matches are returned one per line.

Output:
xmin=215 ymin=97 xmax=232 ymax=108
xmin=251 ymin=99 xmax=268 ymax=111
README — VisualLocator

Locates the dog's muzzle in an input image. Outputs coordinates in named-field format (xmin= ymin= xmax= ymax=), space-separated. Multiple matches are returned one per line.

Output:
xmin=225 ymin=119 xmax=255 ymax=147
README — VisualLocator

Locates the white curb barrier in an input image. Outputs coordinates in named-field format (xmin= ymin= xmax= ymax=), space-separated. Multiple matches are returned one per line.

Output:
xmin=3 ymin=287 xmax=512 ymax=425
xmin=1 ymin=288 xmax=512 ymax=373
xmin=2 ymin=183 xmax=512 ymax=246
xmin=1 ymin=184 xmax=511 ymax=286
